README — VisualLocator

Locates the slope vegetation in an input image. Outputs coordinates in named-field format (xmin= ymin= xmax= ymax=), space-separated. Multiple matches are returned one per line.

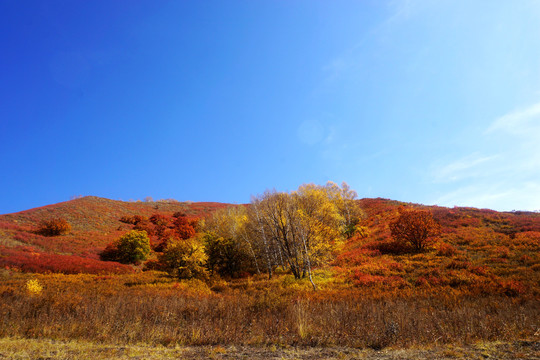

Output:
xmin=0 ymin=196 xmax=538 ymax=295
xmin=334 ymin=198 xmax=540 ymax=296
xmin=0 ymin=196 xmax=229 ymax=273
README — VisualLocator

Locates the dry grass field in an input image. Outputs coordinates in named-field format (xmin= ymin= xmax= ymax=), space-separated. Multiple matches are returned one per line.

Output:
xmin=1 ymin=270 xmax=538 ymax=349
xmin=0 ymin=337 xmax=539 ymax=359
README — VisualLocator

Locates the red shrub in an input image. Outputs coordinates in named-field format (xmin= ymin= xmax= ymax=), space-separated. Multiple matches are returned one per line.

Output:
xmin=333 ymin=247 xmax=380 ymax=266
xmin=119 ymin=216 xmax=135 ymax=224
xmin=143 ymin=259 xmax=167 ymax=271
xmin=352 ymin=272 xmax=386 ymax=287
xmin=0 ymin=246 xmax=133 ymax=274
xmin=150 ymin=214 xmax=170 ymax=226
xmin=99 ymin=243 xmax=121 ymax=262
xmin=173 ymin=216 xmax=196 ymax=239
xmin=389 ymin=208 xmax=441 ymax=252
xmin=134 ymin=220 xmax=155 ymax=236
xmin=119 ymin=215 xmax=149 ymax=225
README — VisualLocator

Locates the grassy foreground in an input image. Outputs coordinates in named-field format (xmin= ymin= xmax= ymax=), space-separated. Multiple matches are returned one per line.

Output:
xmin=1 ymin=271 xmax=539 ymax=349
xmin=0 ymin=337 xmax=539 ymax=359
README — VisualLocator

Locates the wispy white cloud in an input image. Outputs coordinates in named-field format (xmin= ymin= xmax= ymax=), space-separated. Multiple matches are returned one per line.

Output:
xmin=320 ymin=0 xmax=426 ymax=82
xmin=434 ymin=183 xmax=540 ymax=212
xmin=486 ymin=102 xmax=540 ymax=135
xmin=433 ymin=154 xmax=498 ymax=183
xmin=434 ymin=184 xmax=511 ymax=209
xmin=322 ymin=0 xmax=420 ymax=81
xmin=432 ymin=101 xmax=540 ymax=211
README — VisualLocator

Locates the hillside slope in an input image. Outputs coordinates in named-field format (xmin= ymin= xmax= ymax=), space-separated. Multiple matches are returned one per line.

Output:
xmin=0 ymin=196 xmax=230 ymax=273
xmin=0 ymin=197 xmax=538 ymax=350
xmin=0 ymin=196 xmax=539 ymax=291
xmin=334 ymin=198 xmax=540 ymax=296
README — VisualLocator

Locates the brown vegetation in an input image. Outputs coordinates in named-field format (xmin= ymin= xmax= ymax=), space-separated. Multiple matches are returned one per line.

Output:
xmin=0 ymin=271 xmax=538 ymax=348
xmin=1 ymin=338 xmax=538 ymax=360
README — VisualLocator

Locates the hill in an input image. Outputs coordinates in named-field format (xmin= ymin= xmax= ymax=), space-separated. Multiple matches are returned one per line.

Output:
xmin=335 ymin=198 xmax=540 ymax=296
xmin=0 ymin=196 xmax=539 ymax=349
xmin=0 ymin=196 xmax=230 ymax=273
xmin=0 ymin=196 xmax=538 ymax=295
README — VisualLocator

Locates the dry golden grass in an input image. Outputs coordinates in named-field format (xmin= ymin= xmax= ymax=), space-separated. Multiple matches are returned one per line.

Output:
xmin=0 ymin=337 xmax=538 ymax=359
xmin=0 ymin=271 xmax=538 ymax=349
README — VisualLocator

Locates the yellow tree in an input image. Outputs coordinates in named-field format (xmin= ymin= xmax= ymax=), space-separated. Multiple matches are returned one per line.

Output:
xmin=293 ymin=184 xmax=345 ymax=289
xmin=202 ymin=206 xmax=257 ymax=277
xmin=159 ymin=237 xmax=208 ymax=279
xmin=324 ymin=181 xmax=365 ymax=238
xmin=248 ymin=194 xmax=281 ymax=279
xmin=251 ymin=184 xmax=349 ymax=289
xmin=202 ymin=182 xmax=362 ymax=288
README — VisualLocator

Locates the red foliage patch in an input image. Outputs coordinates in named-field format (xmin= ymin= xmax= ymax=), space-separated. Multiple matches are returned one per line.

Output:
xmin=333 ymin=247 xmax=380 ymax=266
xmin=351 ymin=271 xmax=407 ymax=288
xmin=365 ymin=238 xmax=410 ymax=255
xmin=499 ymin=280 xmax=527 ymax=297
xmin=0 ymin=246 xmax=133 ymax=274
xmin=436 ymin=242 xmax=457 ymax=257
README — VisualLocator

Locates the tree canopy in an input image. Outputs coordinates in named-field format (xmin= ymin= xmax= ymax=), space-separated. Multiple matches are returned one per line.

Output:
xmin=389 ymin=208 xmax=441 ymax=252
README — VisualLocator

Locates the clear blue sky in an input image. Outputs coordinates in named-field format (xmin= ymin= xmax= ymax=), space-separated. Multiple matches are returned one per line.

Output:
xmin=2 ymin=0 xmax=540 ymax=214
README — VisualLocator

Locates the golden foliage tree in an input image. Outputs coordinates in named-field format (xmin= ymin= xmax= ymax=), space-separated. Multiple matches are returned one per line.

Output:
xmin=202 ymin=206 xmax=255 ymax=277
xmin=201 ymin=182 xmax=362 ymax=288
xmin=324 ymin=181 xmax=365 ymax=238
xmin=248 ymin=182 xmax=358 ymax=289
xmin=159 ymin=237 xmax=208 ymax=279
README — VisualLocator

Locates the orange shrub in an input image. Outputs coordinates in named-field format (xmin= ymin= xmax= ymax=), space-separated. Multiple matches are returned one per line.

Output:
xmin=436 ymin=242 xmax=457 ymax=257
xmin=499 ymin=280 xmax=527 ymax=297
xmin=389 ymin=208 xmax=440 ymax=252
xmin=37 ymin=218 xmax=71 ymax=236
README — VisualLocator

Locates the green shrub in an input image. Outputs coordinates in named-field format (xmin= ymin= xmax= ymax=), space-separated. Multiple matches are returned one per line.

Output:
xmin=203 ymin=232 xmax=251 ymax=278
xmin=100 ymin=230 xmax=150 ymax=264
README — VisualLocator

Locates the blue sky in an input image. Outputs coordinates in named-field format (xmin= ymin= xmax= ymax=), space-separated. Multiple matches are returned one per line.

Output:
xmin=1 ymin=0 xmax=540 ymax=214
